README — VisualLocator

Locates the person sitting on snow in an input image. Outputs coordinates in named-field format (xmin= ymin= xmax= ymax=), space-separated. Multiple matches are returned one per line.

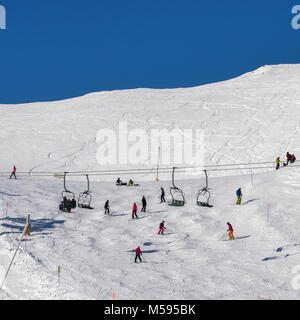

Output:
xmin=286 ymin=152 xmax=292 ymax=165
xmin=128 ymin=179 xmax=134 ymax=186
xmin=291 ymin=154 xmax=296 ymax=164
xmin=276 ymin=157 xmax=280 ymax=170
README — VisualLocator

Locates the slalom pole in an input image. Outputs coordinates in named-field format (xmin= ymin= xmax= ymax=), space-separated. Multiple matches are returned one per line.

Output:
xmin=58 ymin=266 xmax=61 ymax=286
xmin=5 ymin=202 xmax=8 ymax=218
xmin=155 ymin=146 xmax=160 ymax=182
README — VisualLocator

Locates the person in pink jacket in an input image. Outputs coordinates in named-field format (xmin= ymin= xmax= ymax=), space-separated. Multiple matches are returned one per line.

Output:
xmin=132 ymin=246 xmax=142 ymax=263
xmin=9 ymin=166 xmax=17 ymax=179
xmin=132 ymin=202 xmax=138 ymax=219
xmin=158 ymin=220 xmax=166 ymax=235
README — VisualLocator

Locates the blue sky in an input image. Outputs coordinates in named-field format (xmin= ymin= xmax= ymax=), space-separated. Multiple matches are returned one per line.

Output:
xmin=0 ymin=0 xmax=299 ymax=104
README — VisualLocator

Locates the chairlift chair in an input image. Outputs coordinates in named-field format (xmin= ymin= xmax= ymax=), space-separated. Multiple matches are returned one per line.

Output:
xmin=59 ymin=172 xmax=77 ymax=212
xmin=168 ymin=167 xmax=185 ymax=207
xmin=197 ymin=170 xmax=213 ymax=207
xmin=78 ymin=174 xmax=94 ymax=209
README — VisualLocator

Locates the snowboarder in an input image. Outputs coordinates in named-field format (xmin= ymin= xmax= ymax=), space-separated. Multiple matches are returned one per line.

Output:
xmin=141 ymin=196 xmax=147 ymax=212
xmin=132 ymin=246 xmax=142 ymax=263
xmin=236 ymin=187 xmax=242 ymax=205
xmin=227 ymin=222 xmax=234 ymax=240
xmin=9 ymin=165 xmax=17 ymax=179
xmin=158 ymin=220 xmax=166 ymax=235
xmin=275 ymin=156 xmax=280 ymax=170
xmin=160 ymin=187 xmax=166 ymax=203
xmin=104 ymin=200 xmax=110 ymax=215
xmin=132 ymin=202 xmax=138 ymax=219
xmin=128 ymin=179 xmax=134 ymax=186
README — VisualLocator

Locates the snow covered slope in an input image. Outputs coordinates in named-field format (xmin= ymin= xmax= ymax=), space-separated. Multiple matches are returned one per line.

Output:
xmin=1 ymin=64 xmax=300 ymax=299
xmin=1 ymin=64 xmax=300 ymax=174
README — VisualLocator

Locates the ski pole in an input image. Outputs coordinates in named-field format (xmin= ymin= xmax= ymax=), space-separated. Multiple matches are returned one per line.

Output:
xmin=58 ymin=265 xmax=61 ymax=286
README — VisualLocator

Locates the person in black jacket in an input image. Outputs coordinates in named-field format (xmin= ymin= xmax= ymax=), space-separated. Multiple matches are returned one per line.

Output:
xmin=160 ymin=187 xmax=166 ymax=203
xmin=141 ymin=196 xmax=147 ymax=212
xmin=104 ymin=200 xmax=110 ymax=214
xmin=158 ymin=220 xmax=166 ymax=234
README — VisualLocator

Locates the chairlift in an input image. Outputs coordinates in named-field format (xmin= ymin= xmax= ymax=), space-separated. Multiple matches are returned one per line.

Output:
xmin=59 ymin=172 xmax=77 ymax=212
xmin=168 ymin=167 xmax=185 ymax=207
xmin=197 ymin=170 xmax=213 ymax=207
xmin=78 ymin=174 xmax=94 ymax=209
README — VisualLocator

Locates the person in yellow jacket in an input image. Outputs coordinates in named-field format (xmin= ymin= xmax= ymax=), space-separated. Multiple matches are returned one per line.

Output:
xmin=24 ymin=215 xmax=31 ymax=236
xmin=25 ymin=223 xmax=31 ymax=236
xmin=275 ymin=157 xmax=280 ymax=170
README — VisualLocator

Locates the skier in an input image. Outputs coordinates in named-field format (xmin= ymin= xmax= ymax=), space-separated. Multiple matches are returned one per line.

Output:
xmin=141 ymin=196 xmax=147 ymax=212
xmin=132 ymin=202 xmax=138 ymax=219
xmin=104 ymin=200 xmax=110 ymax=215
xmin=275 ymin=156 xmax=280 ymax=170
xmin=158 ymin=220 xmax=166 ymax=235
xmin=9 ymin=165 xmax=17 ymax=179
xmin=227 ymin=222 xmax=234 ymax=240
xmin=236 ymin=187 xmax=242 ymax=205
xmin=160 ymin=187 xmax=166 ymax=203
xmin=132 ymin=246 xmax=142 ymax=263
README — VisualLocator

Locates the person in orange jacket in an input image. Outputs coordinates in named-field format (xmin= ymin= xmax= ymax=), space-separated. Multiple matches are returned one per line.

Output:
xmin=132 ymin=202 xmax=138 ymax=219
xmin=227 ymin=222 xmax=234 ymax=240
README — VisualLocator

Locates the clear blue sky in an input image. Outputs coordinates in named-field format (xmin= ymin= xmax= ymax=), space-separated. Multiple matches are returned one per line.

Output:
xmin=0 ymin=0 xmax=299 ymax=104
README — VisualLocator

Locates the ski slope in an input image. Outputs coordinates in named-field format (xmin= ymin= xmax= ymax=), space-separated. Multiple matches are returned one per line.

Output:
xmin=1 ymin=64 xmax=300 ymax=299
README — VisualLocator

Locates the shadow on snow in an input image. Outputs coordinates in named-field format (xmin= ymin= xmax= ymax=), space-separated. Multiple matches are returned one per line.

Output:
xmin=0 ymin=217 xmax=65 ymax=235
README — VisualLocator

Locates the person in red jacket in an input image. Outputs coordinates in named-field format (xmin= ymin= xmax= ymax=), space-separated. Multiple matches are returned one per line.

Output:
xmin=158 ymin=220 xmax=166 ymax=235
xmin=132 ymin=246 xmax=142 ymax=263
xmin=9 ymin=166 xmax=17 ymax=179
xmin=227 ymin=222 xmax=234 ymax=240
xmin=132 ymin=202 xmax=138 ymax=219
xmin=286 ymin=152 xmax=292 ymax=165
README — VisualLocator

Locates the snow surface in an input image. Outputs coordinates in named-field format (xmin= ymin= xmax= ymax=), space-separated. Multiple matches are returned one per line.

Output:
xmin=1 ymin=64 xmax=300 ymax=299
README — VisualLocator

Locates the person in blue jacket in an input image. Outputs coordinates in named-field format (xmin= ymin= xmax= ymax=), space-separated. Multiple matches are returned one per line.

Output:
xmin=236 ymin=187 xmax=242 ymax=205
